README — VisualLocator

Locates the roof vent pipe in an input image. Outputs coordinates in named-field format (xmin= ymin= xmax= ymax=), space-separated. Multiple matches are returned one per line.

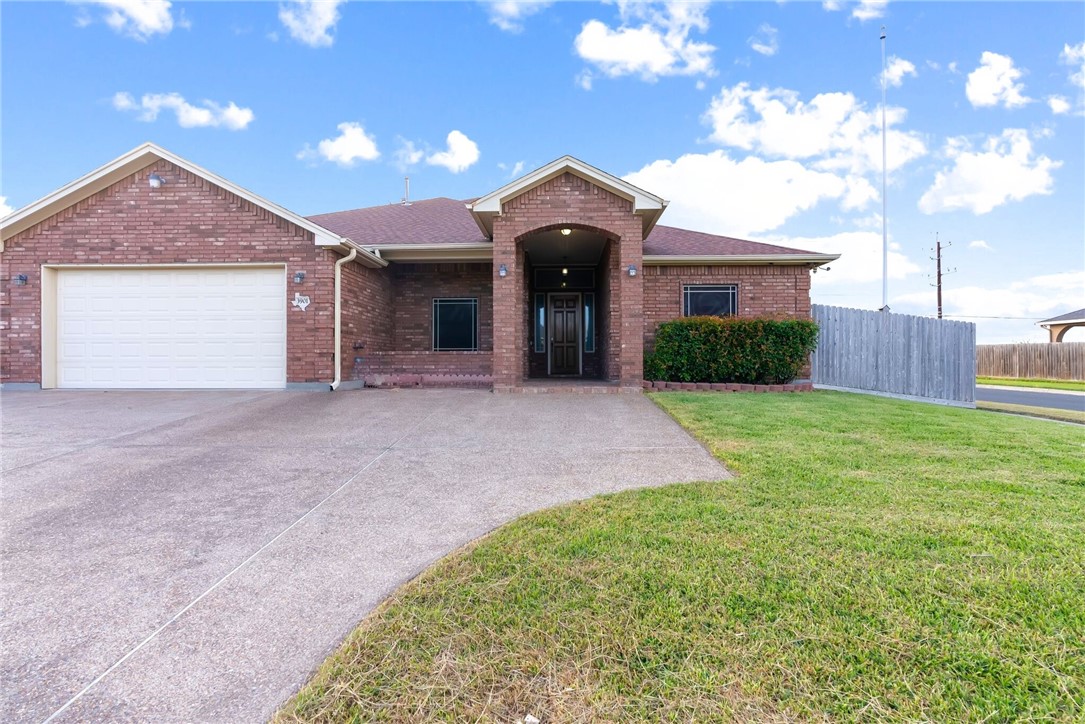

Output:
xmin=402 ymin=177 xmax=411 ymax=206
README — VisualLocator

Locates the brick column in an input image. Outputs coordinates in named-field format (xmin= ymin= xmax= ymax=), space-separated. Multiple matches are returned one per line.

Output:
xmin=491 ymin=217 xmax=524 ymax=390
xmin=617 ymin=225 xmax=644 ymax=387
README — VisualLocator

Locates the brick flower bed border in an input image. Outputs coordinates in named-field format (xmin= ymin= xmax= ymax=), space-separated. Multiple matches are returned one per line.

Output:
xmin=642 ymin=380 xmax=814 ymax=393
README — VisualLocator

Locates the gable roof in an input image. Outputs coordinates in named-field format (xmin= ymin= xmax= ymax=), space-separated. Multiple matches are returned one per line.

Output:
xmin=468 ymin=155 xmax=668 ymax=238
xmin=1039 ymin=308 xmax=1085 ymax=326
xmin=0 ymin=142 xmax=385 ymax=267
xmin=310 ymin=197 xmax=838 ymax=266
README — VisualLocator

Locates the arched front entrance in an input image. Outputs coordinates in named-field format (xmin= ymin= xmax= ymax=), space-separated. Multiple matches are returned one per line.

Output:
xmin=519 ymin=225 xmax=616 ymax=380
xmin=485 ymin=171 xmax=648 ymax=390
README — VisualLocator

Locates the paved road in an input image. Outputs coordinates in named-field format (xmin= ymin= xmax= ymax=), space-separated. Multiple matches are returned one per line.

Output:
xmin=0 ymin=389 xmax=727 ymax=723
xmin=976 ymin=386 xmax=1085 ymax=412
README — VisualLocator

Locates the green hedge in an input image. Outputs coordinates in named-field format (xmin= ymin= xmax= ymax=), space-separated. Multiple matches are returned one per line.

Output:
xmin=644 ymin=316 xmax=819 ymax=384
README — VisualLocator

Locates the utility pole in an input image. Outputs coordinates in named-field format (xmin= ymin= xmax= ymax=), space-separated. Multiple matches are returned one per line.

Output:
xmin=930 ymin=234 xmax=956 ymax=319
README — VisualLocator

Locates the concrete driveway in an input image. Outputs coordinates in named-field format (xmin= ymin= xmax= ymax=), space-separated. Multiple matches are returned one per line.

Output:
xmin=0 ymin=389 xmax=727 ymax=723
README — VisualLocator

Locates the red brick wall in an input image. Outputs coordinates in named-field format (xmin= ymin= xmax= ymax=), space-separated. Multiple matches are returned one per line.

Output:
xmin=491 ymin=172 xmax=643 ymax=389
xmin=0 ymin=160 xmax=337 ymax=385
xmin=643 ymin=264 xmax=813 ymax=351
xmin=354 ymin=351 xmax=492 ymax=377
xmin=340 ymin=260 xmax=394 ymax=382
xmin=390 ymin=263 xmax=493 ymax=351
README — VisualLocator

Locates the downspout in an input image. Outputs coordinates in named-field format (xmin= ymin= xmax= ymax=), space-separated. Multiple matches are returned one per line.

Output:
xmin=330 ymin=247 xmax=358 ymax=391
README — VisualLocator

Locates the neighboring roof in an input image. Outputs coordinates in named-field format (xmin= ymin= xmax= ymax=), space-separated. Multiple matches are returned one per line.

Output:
xmin=0 ymin=142 xmax=385 ymax=267
xmin=1039 ymin=308 xmax=1085 ymax=326
xmin=468 ymin=155 xmax=668 ymax=238
xmin=311 ymin=196 xmax=838 ymax=266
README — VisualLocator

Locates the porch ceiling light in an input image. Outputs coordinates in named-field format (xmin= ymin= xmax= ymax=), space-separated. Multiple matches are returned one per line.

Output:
xmin=560 ymin=228 xmax=572 ymax=236
xmin=498 ymin=264 xmax=508 ymax=278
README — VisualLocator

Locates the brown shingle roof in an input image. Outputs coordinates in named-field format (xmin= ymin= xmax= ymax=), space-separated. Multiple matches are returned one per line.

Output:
xmin=643 ymin=225 xmax=812 ymax=256
xmin=308 ymin=197 xmax=824 ymax=257
xmin=308 ymin=197 xmax=487 ymax=246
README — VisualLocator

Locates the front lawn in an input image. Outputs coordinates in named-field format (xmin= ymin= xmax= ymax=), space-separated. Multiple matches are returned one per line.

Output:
xmin=278 ymin=392 xmax=1085 ymax=723
xmin=977 ymin=376 xmax=1085 ymax=392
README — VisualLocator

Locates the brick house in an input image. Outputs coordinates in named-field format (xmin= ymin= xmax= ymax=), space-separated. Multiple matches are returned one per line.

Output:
xmin=0 ymin=143 xmax=837 ymax=391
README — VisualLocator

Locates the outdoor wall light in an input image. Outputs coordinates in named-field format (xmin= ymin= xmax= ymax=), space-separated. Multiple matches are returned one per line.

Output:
xmin=293 ymin=271 xmax=306 ymax=283
xmin=560 ymin=228 xmax=572 ymax=236
xmin=628 ymin=264 xmax=637 ymax=277
xmin=498 ymin=264 xmax=508 ymax=278
xmin=12 ymin=274 xmax=27 ymax=286
xmin=148 ymin=173 xmax=164 ymax=189
xmin=562 ymin=267 xmax=568 ymax=276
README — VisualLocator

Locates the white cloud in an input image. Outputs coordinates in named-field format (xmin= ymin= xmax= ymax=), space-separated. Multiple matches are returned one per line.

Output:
xmin=497 ymin=160 xmax=525 ymax=178
xmin=425 ymin=130 xmax=480 ymax=173
xmin=918 ymin=128 xmax=1061 ymax=215
xmin=894 ymin=270 xmax=1085 ymax=342
xmin=74 ymin=0 xmax=175 ymax=40
xmin=852 ymin=0 xmax=888 ymax=21
xmin=747 ymin=23 xmax=778 ymax=57
xmin=0 ymin=196 xmax=14 ymax=219
xmin=484 ymin=1 xmax=550 ymax=32
xmin=965 ymin=51 xmax=1031 ymax=108
xmin=574 ymin=1 xmax=715 ymax=83
xmin=968 ymin=239 xmax=993 ymax=251
xmin=1061 ymin=41 xmax=1085 ymax=89
xmin=822 ymin=1 xmax=843 ymax=11
xmin=703 ymin=82 xmax=927 ymax=176
xmin=765 ymin=230 xmax=920 ymax=285
xmin=625 ymin=150 xmax=861 ymax=238
xmin=1047 ymin=95 xmax=1071 ymax=114
xmin=392 ymin=138 xmax=424 ymax=171
xmin=112 ymin=91 xmax=254 ymax=130
xmin=298 ymin=122 xmax=380 ymax=167
xmin=883 ymin=55 xmax=916 ymax=87
xmin=278 ymin=0 xmax=344 ymax=47
xmin=576 ymin=71 xmax=594 ymax=91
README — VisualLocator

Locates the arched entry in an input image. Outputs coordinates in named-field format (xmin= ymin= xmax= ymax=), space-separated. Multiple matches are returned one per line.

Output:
xmin=518 ymin=224 xmax=617 ymax=379
xmin=470 ymin=161 xmax=664 ymax=390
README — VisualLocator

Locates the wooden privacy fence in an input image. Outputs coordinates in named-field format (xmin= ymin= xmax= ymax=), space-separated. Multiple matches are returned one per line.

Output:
xmin=976 ymin=343 xmax=1085 ymax=380
xmin=811 ymin=304 xmax=976 ymax=406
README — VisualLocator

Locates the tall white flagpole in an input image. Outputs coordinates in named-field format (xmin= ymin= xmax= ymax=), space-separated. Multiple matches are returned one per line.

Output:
xmin=880 ymin=26 xmax=889 ymax=311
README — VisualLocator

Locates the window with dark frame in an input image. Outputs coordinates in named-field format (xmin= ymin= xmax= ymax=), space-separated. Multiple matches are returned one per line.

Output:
xmin=432 ymin=298 xmax=478 ymax=351
xmin=683 ymin=284 xmax=737 ymax=318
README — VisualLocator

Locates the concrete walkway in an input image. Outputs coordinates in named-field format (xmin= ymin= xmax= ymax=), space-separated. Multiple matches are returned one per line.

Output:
xmin=0 ymin=389 xmax=728 ymax=723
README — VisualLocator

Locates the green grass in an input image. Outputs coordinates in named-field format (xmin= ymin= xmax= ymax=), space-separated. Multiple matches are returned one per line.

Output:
xmin=977 ymin=400 xmax=1085 ymax=425
xmin=277 ymin=391 xmax=1085 ymax=723
xmin=978 ymin=376 xmax=1085 ymax=392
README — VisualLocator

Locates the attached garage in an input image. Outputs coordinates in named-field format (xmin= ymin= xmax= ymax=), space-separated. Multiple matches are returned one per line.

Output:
xmin=46 ymin=266 xmax=286 ymax=389
xmin=1 ymin=143 xmax=386 ymax=391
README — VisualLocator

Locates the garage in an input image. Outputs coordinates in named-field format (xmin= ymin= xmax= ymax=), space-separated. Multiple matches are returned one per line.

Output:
xmin=50 ymin=266 xmax=286 ymax=389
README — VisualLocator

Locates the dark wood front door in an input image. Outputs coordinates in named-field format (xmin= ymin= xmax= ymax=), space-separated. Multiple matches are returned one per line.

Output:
xmin=549 ymin=294 xmax=579 ymax=375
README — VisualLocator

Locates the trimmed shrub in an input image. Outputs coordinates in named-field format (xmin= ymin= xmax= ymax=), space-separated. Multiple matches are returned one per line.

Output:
xmin=645 ymin=316 xmax=819 ymax=384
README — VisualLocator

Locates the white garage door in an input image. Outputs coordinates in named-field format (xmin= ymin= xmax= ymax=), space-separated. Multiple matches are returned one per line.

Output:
xmin=57 ymin=267 xmax=286 ymax=389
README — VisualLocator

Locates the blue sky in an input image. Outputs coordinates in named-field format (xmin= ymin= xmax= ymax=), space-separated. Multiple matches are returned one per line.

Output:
xmin=3 ymin=0 xmax=1083 ymax=342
